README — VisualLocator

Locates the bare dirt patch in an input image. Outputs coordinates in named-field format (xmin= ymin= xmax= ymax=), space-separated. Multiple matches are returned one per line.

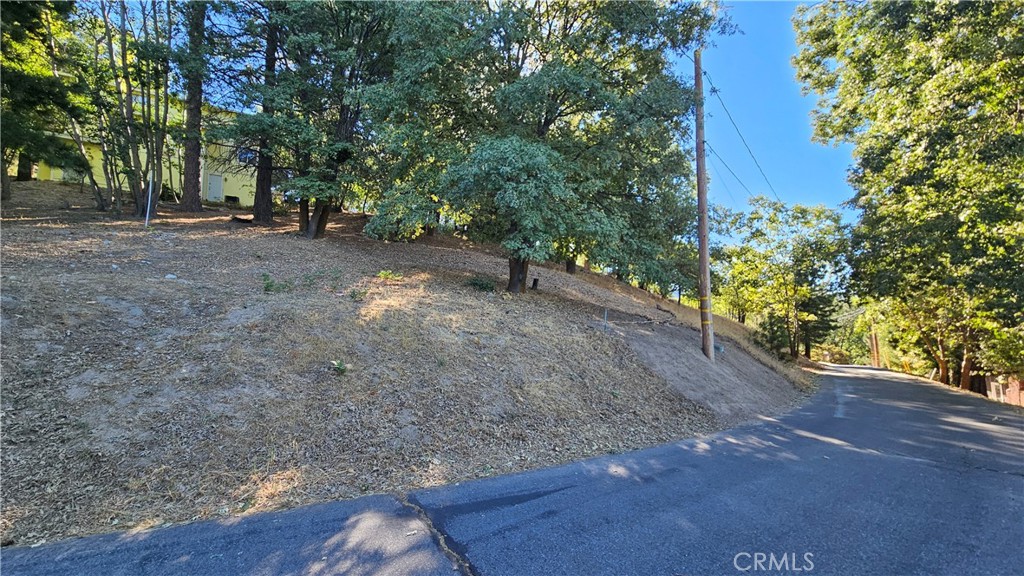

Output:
xmin=1 ymin=181 xmax=808 ymax=547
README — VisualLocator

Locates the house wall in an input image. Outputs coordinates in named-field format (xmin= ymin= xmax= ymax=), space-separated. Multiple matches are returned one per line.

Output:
xmin=30 ymin=136 xmax=256 ymax=208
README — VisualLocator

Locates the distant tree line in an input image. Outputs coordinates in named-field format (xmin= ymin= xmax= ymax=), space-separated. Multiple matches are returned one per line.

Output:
xmin=714 ymin=197 xmax=848 ymax=361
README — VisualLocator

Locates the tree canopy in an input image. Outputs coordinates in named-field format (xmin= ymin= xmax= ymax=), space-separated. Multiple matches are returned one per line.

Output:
xmin=365 ymin=0 xmax=722 ymax=292
xmin=795 ymin=0 xmax=1024 ymax=381
xmin=1 ymin=1 xmax=82 ymax=199
xmin=717 ymin=197 xmax=848 ymax=359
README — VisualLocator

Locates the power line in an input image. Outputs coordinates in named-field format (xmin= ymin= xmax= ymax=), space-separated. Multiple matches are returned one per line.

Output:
xmin=706 ymin=153 xmax=739 ymax=206
xmin=682 ymin=51 xmax=784 ymax=203
xmin=707 ymin=84 xmax=782 ymax=203
xmin=705 ymin=142 xmax=755 ymax=199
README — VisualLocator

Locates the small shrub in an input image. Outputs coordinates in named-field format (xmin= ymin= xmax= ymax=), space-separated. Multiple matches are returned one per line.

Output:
xmin=466 ymin=276 xmax=496 ymax=292
xmin=349 ymin=288 xmax=369 ymax=302
xmin=377 ymin=270 xmax=403 ymax=281
xmin=272 ymin=196 xmax=291 ymax=216
xmin=330 ymin=360 xmax=348 ymax=375
xmin=262 ymin=273 xmax=293 ymax=293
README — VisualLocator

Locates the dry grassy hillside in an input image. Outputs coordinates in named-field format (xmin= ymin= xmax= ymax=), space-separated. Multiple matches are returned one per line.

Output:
xmin=1 ymin=181 xmax=811 ymax=547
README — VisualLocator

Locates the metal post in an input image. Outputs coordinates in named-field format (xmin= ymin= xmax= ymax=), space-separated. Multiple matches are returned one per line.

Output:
xmin=144 ymin=170 xmax=154 ymax=227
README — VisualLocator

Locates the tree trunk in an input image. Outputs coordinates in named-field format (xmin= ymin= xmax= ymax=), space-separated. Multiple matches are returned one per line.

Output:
xmin=102 ymin=0 xmax=144 ymax=213
xmin=298 ymin=198 xmax=310 ymax=234
xmin=153 ymin=0 xmax=171 ymax=217
xmin=180 ymin=1 xmax=207 ymax=212
xmin=788 ymin=314 xmax=800 ymax=359
xmin=252 ymin=15 xmax=278 ymax=225
xmin=507 ymin=258 xmax=529 ymax=293
xmin=306 ymin=199 xmax=330 ymax=239
xmin=253 ymin=146 xmax=275 ymax=224
xmin=1 ymin=152 xmax=11 ymax=202
xmin=803 ymin=331 xmax=812 ymax=359
xmin=937 ymin=358 xmax=949 ymax=386
xmin=566 ymin=259 xmax=577 ymax=274
xmin=425 ymin=209 xmax=440 ymax=236
xmin=959 ymin=350 xmax=973 ymax=391
xmin=16 ymin=153 xmax=33 ymax=181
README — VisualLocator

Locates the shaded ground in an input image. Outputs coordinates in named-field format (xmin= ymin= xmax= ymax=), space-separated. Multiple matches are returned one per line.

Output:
xmin=0 ymin=181 xmax=806 ymax=547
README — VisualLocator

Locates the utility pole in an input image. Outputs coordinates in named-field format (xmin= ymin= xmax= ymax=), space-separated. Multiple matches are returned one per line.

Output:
xmin=695 ymin=48 xmax=715 ymax=362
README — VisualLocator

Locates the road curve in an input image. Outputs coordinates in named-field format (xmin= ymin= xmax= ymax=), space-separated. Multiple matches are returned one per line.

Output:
xmin=5 ymin=365 xmax=1023 ymax=575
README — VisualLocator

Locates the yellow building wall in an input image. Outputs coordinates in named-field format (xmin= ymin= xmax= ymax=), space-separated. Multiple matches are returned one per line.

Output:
xmin=33 ymin=136 xmax=256 ymax=208
xmin=203 ymin=143 xmax=256 ymax=207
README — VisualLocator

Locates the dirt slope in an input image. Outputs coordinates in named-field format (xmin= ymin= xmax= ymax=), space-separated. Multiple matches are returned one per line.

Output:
xmin=616 ymin=321 xmax=805 ymax=427
xmin=0 ymin=182 xmax=808 ymax=546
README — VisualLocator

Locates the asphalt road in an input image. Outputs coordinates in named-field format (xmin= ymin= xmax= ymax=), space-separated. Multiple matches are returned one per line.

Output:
xmin=5 ymin=365 xmax=1023 ymax=575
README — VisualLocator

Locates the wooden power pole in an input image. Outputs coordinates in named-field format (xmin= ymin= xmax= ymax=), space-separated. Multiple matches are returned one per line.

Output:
xmin=695 ymin=49 xmax=715 ymax=362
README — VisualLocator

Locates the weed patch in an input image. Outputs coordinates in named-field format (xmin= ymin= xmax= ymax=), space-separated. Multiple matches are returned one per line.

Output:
xmin=466 ymin=275 xmax=496 ymax=292
xmin=262 ymin=273 xmax=293 ymax=293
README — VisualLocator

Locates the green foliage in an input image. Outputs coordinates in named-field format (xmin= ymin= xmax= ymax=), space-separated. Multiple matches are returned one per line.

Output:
xmin=376 ymin=270 xmax=403 ymax=281
xmin=330 ymin=360 xmax=348 ymax=375
xmin=16 ymin=1 xmax=734 ymax=304
xmin=348 ymin=288 xmax=368 ymax=302
xmin=795 ymin=1 xmax=1024 ymax=376
xmin=261 ymin=273 xmax=292 ymax=294
xmin=369 ymin=0 xmax=725 ymax=290
xmin=215 ymin=1 xmax=397 ymax=232
xmin=363 ymin=188 xmax=440 ymax=242
xmin=0 ymin=1 xmax=80 ymax=178
xmin=272 ymin=195 xmax=291 ymax=217
xmin=466 ymin=276 xmax=496 ymax=293
xmin=446 ymin=136 xmax=572 ymax=262
xmin=718 ymin=197 xmax=849 ymax=358
xmin=754 ymin=313 xmax=792 ymax=360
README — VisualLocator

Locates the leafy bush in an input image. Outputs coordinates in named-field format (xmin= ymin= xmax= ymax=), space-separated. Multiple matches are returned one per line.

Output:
xmin=466 ymin=276 xmax=495 ymax=292
xmin=272 ymin=196 xmax=291 ymax=216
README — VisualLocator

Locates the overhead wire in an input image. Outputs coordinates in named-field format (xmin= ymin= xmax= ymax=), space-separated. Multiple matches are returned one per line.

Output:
xmin=705 ymin=142 xmax=755 ymax=199
xmin=682 ymin=51 xmax=784 ymax=203
xmin=706 ymin=153 xmax=739 ymax=206
xmin=706 ymin=83 xmax=783 ymax=203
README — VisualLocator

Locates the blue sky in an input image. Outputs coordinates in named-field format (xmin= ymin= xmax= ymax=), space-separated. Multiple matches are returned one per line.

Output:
xmin=673 ymin=1 xmax=858 ymax=221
